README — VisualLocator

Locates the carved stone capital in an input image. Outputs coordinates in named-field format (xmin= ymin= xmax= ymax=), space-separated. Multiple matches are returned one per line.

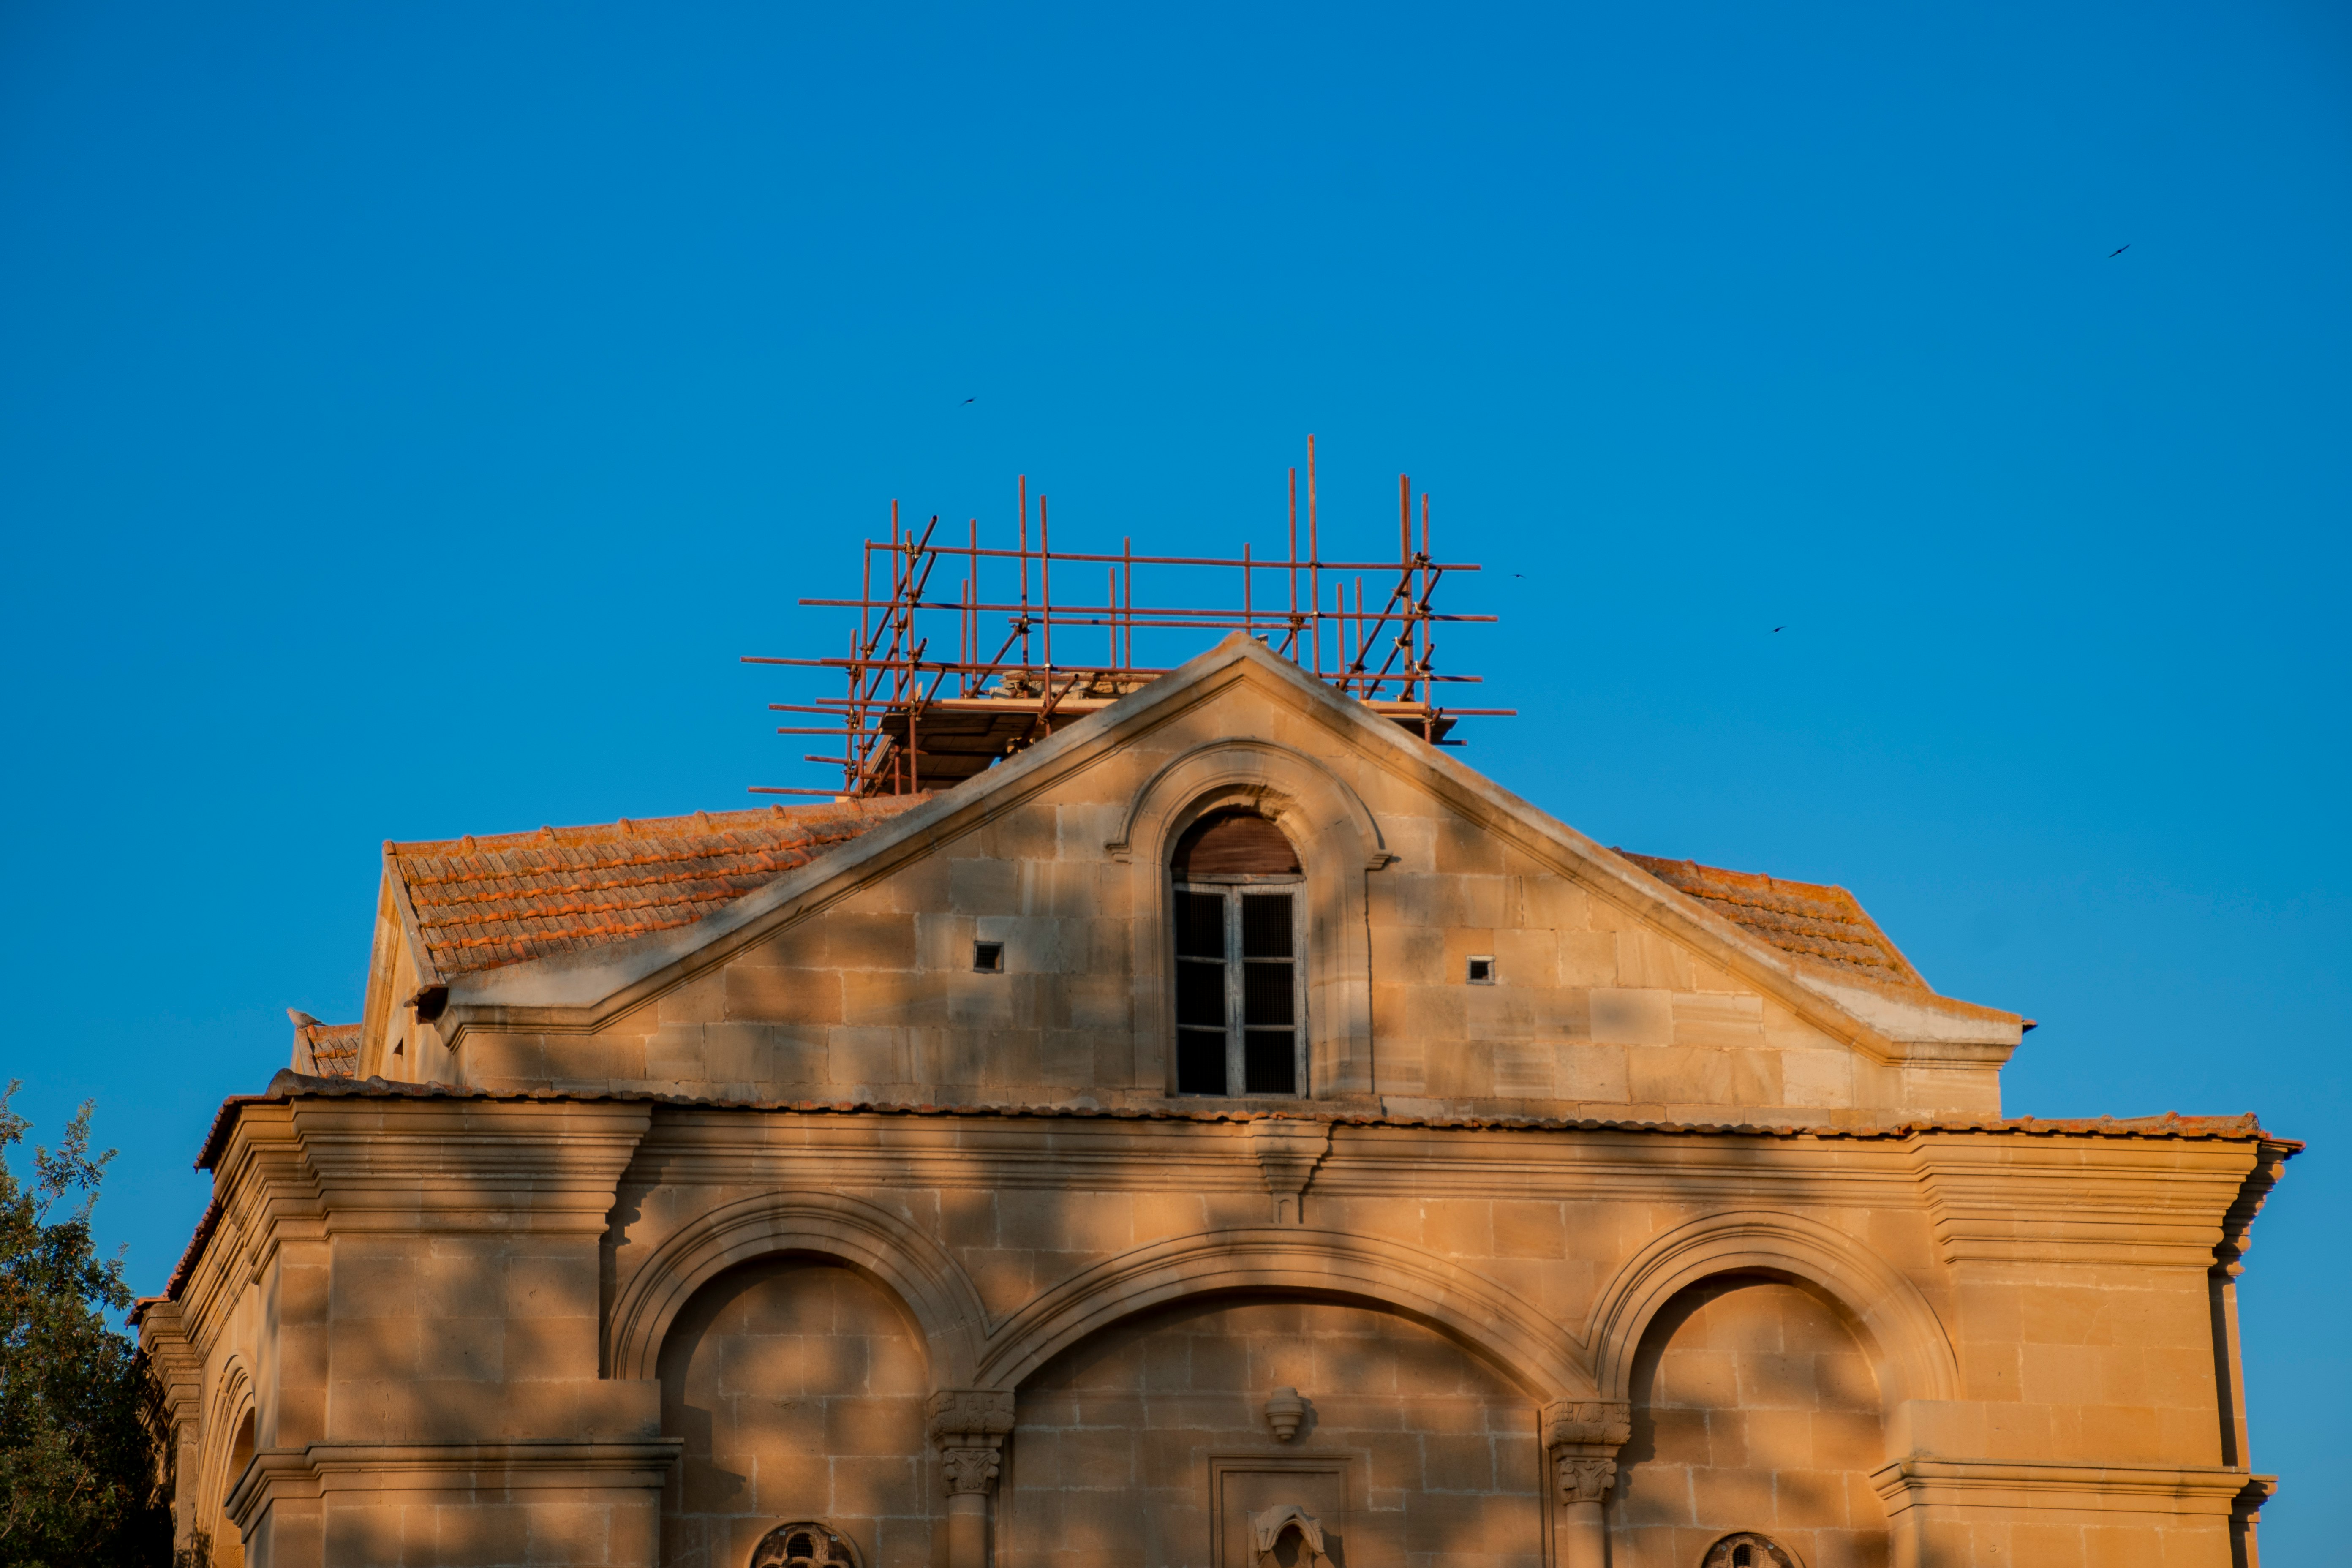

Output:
xmin=1553 ymin=1453 xmax=1618 ymax=1505
xmin=1541 ymin=1398 xmax=1629 ymax=1508
xmin=1541 ymin=1398 xmax=1631 ymax=1450
xmin=939 ymin=1445 xmax=1003 ymax=1497
xmin=928 ymin=1388 xmax=1015 ymax=1497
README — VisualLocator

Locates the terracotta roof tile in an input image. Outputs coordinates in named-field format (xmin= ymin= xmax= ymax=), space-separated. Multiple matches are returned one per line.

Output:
xmin=286 ymin=1011 xmax=361 ymax=1079
xmin=390 ymin=797 xmax=927 ymax=977
xmin=1614 ymin=849 xmax=1929 ymax=991
xmin=305 ymin=1024 xmax=361 ymax=1079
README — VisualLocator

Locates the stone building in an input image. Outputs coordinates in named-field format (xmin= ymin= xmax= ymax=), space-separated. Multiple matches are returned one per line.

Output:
xmin=137 ymin=634 xmax=2292 ymax=1567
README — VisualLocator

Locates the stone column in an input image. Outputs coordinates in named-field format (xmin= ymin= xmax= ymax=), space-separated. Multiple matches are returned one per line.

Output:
xmin=1541 ymin=1399 xmax=1630 ymax=1568
xmin=928 ymin=1389 xmax=1015 ymax=1568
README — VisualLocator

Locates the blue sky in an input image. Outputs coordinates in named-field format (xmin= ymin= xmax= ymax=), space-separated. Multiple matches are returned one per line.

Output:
xmin=3 ymin=0 xmax=2346 ymax=1545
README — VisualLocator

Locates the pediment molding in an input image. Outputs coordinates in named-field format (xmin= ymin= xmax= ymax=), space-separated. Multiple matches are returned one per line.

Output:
xmin=422 ymin=635 xmax=2019 ymax=1077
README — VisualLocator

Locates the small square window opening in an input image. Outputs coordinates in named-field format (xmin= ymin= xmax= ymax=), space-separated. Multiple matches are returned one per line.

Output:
xmin=973 ymin=941 xmax=1005 ymax=973
xmin=1466 ymin=956 xmax=1496 ymax=985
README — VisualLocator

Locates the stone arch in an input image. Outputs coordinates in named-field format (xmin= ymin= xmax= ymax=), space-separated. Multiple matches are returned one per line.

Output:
xmin=972 ymin=1226 xmax=1594 ymax=1399
xmin=1108 ymin=739 xmax=1386 ymax=1097
xmin=201 ymin=1360 xmax=256 ymax=1568
xmin=658 ymin=1255 xmax=933 ymax=1568
xmin=608 ymin=1189 xmax=989 ymax=1386
xmin=1583 ymin=1209 xmax=1959 ymax=1407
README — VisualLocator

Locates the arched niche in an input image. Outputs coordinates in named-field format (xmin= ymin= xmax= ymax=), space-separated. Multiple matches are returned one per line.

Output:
xmin=998 ymin=1286 xmax=1546 ymax=1566
xmin=656 ymin=1255 xmax=929 ymax=1568
xmin=1582 ymin=1210 xmax=1959 ymax=1411
xmin=201 ymin=1362 xmax=256 ymax=1568
xmin=1108 ymin=740 xmax=1386 ymax=1100
xmin=1615 ymin=1275 xmax=1889 ymax=1563
xmin=608 ymin=1189 xmax=988 ymax=1386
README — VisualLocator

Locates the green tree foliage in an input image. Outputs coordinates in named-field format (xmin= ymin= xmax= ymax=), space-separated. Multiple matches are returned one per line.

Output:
xmin=0 ymin=1083 xmax=174 ymax=1566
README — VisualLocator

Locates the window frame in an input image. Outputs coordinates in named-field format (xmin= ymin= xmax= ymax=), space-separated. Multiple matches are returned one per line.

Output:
xmin=1171 ymin=871 xmax=1310 ymax=1099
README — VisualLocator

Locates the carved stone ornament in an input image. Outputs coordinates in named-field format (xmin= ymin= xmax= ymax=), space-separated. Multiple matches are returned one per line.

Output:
xmin=1541 ymin=1398 xmax=1632 ymax=1449
xmin=925 ymin=1388 xmax=1016 ymax=1443
xmin=939 ymin=1446 xmax=1003 ymax=1497
xmin=1555 ymin=1454 xmax=1618 ymax=1505
xmin=1249 ymin=1503 xmax=1331 ymax=1567
xmin=927 ymin=1388 xmax=1015 ymax=1497
xmin=749 ymin=1520 xmax=860 ymax=1567
xmin=1542 ymin=1397 xmax=1630 ymax=1506
xmin=1701 ymin=1533 xmax=1798 ymax=1568
xmin=1264 ymin=1386 xmax=1307 ymax=1442
xmin=1247 ymin=1119 xmax=1331 ymax=1225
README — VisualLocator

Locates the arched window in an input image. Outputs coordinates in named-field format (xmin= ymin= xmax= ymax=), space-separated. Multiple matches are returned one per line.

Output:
xmin=1171 ymin=809 xmax=1306 ymax=1097
xmin=1701 ymin=1533 xmax=1798 ymax=1568
xmin=749 ymin=1520 xmax=860 ymax=1568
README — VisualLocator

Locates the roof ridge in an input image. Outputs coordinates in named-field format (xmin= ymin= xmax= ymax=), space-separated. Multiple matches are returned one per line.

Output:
xmin=387 ymin=798 xmax=904 ymax=859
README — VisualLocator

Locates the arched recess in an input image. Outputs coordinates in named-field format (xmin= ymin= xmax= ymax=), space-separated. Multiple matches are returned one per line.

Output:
xmin=972 ymin=1226 xmax=1594 ymax=1400
xmin=1108 ymin=739 xmax=1387 ymax=1097
xmin=608 ymin=1190 xmax=989 ymax=1385
xmin=201 ymin=1361 xmax=256 ymax=1568
xmin=1583 ymin=1209 xmax=1959 ymax=1407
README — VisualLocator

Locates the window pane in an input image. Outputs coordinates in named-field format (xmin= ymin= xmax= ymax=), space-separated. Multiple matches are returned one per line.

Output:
xmin=1175 ymin=960 xmax=1226 ymax=1027
xmin=1242 ymin=960 xmax=1295 ymax=1026
xmin=1175 ymin=890 xmax=1227 ymax=958
xmin=1244 ymin=1032 xmax=1296 ymax=1094
xmin=1240 ymin=892 xmax=1293 ymax=958
xmin=1177 ymin=1030 xmax=1228 ymax=1095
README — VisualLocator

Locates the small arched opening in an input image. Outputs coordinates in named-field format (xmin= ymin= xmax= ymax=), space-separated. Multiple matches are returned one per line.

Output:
xmin=1704 ymin=1531 xmax=1801 ymax=1568
xmin=749 ymin=1519 xmax=861 ymax=1567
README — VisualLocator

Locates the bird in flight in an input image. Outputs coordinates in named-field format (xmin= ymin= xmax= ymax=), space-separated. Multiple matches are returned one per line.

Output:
xmin=961 ymin=397 xmax=975 ymax=404
xmin=1771 ymin=626 xmax=1784 ymax=633
xmin=2108 ymin=244 xmax=2131 ymax=258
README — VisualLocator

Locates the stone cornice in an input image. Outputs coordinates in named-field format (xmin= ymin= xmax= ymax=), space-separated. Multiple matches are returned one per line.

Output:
xmin=623 ymin=1108 xmax=1931 ymax=1207
xmin=226 ymin=1440 xmax=683 ymax=1530
xmin=1910 ymin=1135 xmax=2266 ymax=1268
xmin=172 ymin=1102 xmax=320 ymax=1348
xmin=287 ymin=1099 xmax=652 ymax=1236
xmin=167 ymin=1097 xmax=656 ymax=1356
xmin=134 ymin=1299 xmax=204 ymax=1432
xmin=2215 ymin=1137 xmax=2296 ymax=1277
xmin=1870 ymin=1457 xmax=2273 ymax=1519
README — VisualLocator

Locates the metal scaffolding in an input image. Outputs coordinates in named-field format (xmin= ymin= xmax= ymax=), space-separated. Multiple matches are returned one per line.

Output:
xmin=744 ymin=438 xmax=1511 ymax=799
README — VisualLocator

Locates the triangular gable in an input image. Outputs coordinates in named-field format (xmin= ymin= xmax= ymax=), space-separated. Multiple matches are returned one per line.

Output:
xmin=408 ymin=633 xmax=2019 ymax=1074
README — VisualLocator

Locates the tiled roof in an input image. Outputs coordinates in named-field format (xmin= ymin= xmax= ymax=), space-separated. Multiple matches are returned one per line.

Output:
xmin=307 ymin=1024 xmax=360 ymax=1078
xmin=286 ymin=1010 xmax=361 ymax=1079
xmin=389 ymin=798 xmax=927 ymax=978
xmin=1614 ymin=851 xmax=1928 ymax=991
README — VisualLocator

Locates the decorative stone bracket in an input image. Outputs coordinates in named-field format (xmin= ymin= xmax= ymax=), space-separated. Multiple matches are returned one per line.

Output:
xmin=1248 ymin=1119 xmax=1331 ymax=1225
xmin=926 ymin=1388 xmax=1016 ymax=1496
xmin=1541 ymin=1399 xmax=1630 ymax=1568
